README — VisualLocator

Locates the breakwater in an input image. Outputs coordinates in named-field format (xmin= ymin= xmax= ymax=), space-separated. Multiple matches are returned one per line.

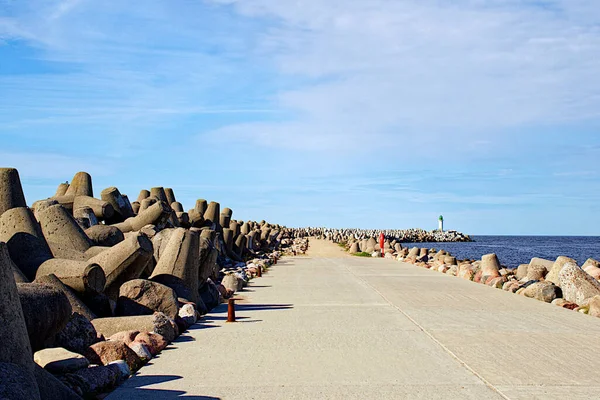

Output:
xmin=0 ymin=167 xmax=306 ymax=399
xmin=322 ymin=231 xmax=600 ymax=320
xmin=295 ymin=227 xmax=472 ymax=243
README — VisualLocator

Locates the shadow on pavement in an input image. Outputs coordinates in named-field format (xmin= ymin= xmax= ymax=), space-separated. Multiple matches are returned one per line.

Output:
xmin=110 ymin=375 xmax=221 ymax=399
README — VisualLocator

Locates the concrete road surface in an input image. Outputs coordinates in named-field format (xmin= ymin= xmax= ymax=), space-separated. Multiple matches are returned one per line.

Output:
xmin=108 ymin=239 xmax=600 ymax=399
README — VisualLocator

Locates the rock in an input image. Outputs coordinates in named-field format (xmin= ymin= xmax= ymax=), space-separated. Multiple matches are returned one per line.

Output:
xmin=587 ymin=295 xmax=600 ymax=318
xmin=85 ymin=225 xmax=124 ymax=247
xmin=546 ymin=256 xmax=577 ymax=286
xmin=107 ymin=360 xmax=131 ymax=380
xmin=486 ymin=276 xmax=507 ymax=288
xmin=54 ymin=313 xmax=100 ymax=354
xmin=84 ymin=340 xmax=142 ymax=372
xmin=108 ymin=330 xmax=140 ymax=346
xmin=221 ymin=273 xmax=241 ymax=293
xmin=349 ymin=242 xmax=359 ymax=253
xmin=17 ymin=282 xmax=72 ymax=351
xmin=178 ymin=304 xmax=197 ymax=326
xmin=559 ymin=262 xmax=600 ymax=304
xmin=116 ymin=279 xmax=179 ymax=319
xmin=128 ymin=342 xmax=152 ymax=362
xmin=132 ymin=332 xmax=168 ymax=356
xmin=33 ymin=363 xmax=83 ymax=400
xmin=521 ymin=281 xmax=561 ymax=303
xmin=61 ymin=364 xmax=120 ymax=397
xmin=481 ymin=254 xmax=501 ymax=278
xmin=34 ymin=347 xmax=89 ymax=374
xmin=91 ymin=312 xmax=178 ymax=342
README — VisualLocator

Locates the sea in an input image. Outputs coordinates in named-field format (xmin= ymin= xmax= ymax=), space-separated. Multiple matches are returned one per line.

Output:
xmin=403 ymin=236 xmax=600 ymax=269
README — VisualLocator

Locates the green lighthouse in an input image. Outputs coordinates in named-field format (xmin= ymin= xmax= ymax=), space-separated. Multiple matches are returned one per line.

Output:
xmin=438 ymin=215 xmax=444 ymax=232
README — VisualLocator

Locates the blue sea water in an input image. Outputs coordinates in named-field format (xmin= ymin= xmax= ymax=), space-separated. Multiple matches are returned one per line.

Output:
xmin=403 ymin=236 xmax=600 ymax=269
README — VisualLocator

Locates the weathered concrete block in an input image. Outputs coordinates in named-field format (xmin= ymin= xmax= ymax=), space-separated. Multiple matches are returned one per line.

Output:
xmin=0 ymin=243 xmax=35 ymax=372
xmin=0 ymin=207 xmax=53 ymax=280
xmin=88 ymin=232 xmax=153 ymax=300
xmin=35 ymin=274 xmax=96 ymax=320
xmin=0 ymin=167 xmax=27 ymax=216
xmin=38 ymin=204 xmax=92 ymax=253
xmin=150 ymin=228 xmax=200 ymax=304
xmin=36 ymin=259 xmax=106 ymax=295
xmin=17 ymin=282 xmax=72 ymax=351
xmin=85 ymin=225 xmax=124 ymax=247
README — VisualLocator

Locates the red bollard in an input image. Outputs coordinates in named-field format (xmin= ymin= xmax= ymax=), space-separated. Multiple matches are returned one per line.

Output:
xmin=379 ymin=232 xmax=385 ymax=258
xmin=256 ymin=266 xmax=262 ymax=277
xmin=227 ymin=298 xmax=236 ymax=323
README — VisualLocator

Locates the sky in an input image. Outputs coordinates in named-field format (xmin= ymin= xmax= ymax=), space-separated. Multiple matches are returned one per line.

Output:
xmin=1 ymin=0 xmax=599 ymax=235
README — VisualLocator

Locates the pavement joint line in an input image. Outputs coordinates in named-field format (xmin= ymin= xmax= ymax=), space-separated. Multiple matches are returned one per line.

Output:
xmin=329 ymin=257 xmax=512 ymax=400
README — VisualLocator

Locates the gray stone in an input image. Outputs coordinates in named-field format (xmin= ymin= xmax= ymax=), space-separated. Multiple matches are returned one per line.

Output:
xmin=0 ymin=167 xmax=27 ymax=216
xmin=116 ymin=279 xmax=179 ymax=319
xmin=34 ymin=347 xmax=89 ymax=374
xmin=521 ymin=281 xmax=561 ymax=303
xmin=559 ymin=262 xmax=600 ymax=304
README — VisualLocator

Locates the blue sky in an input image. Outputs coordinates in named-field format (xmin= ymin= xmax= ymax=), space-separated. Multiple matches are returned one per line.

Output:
xmin=1 ymin=0 xmax=599 ymax=235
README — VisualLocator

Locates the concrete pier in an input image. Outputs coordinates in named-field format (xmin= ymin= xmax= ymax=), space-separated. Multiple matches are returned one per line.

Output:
xmin=109 ymin=239 xmax=600 ymax=400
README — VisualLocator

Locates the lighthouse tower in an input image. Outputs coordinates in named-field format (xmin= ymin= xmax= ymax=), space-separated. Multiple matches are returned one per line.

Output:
xmin=438 ymin=215 xmax=444 ymax=232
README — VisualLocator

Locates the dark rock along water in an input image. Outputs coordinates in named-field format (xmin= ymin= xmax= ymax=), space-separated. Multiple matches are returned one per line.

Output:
xmin=404 ymin=236 xmax=600 ymax=269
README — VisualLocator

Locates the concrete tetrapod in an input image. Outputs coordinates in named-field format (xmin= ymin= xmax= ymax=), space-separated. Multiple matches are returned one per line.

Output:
xmin=38 ymin=204 xmax=93 ymax=254
xmin=150 ymin=228 xmax=200 ymax=304
xmin=88 ymin=232 xmax=154 ymax=300
xmin=0 ymin=243 xmax=37 ymax=371
xmin=0 ymin=167 xmax=28 ymax=216
xmin=112 ymin=201 xmax=171 ymax=233
xmin=72 ymin=196 xmax=114 ymax=220
xmin=36 ymin=259 xmax=106 ymax=295
xmin=0 ymin=207 xmax=53 ymax=280
xmin=34 ymin=274 xmax=97 ymax=321
xmin=203 ymin=201 xmax=220 ymax=230
xmin=17 ymin=282 xmax=72 ymax=352
xmin=101 ymin=187 xmax=134 ymax=224
xmin=164 ymin=188 xmax=176 ymax=205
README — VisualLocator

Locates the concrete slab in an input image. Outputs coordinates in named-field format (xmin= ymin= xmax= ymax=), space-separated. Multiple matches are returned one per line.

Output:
xmin=109 ymin=239 xmax=600 ymax=399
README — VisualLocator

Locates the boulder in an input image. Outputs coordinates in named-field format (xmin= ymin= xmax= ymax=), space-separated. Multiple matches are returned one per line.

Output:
xmin=91 ymin=312 xmax=178 ymax=342
xmin=84 ymin=340 xmax=142 ymax=372
xmin=521 ymin=281 xmax=561 ymax=303
xmin=116 ymin=279 xmax=179 ymax=319
xmin=132 ymin=332 xmax=168 ymax=356
xmin=108 ymin=330 xmax=140 ymax=346
xmin=558 ymin=263 xmax=600 ymax=304
xmin=33 ymin=364 xmax=83 ymax=400
xmin=587 ymin=295 xmax=600 ymax=318
xmin=54 ymin=313 xmax=100 ymax=354
xmin=525 ymin=257 xmax=553 ymax=281
xmin=34 ymin=347 xmax=89 ymax=374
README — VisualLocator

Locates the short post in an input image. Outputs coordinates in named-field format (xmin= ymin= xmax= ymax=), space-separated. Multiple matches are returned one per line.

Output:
xmin=256 ymin=265 xmax=262 ymax=277
xmin=379 ymin=232 xmax=385 ymax=258
xmin=227 ymin=298 xmax=236 ymax=323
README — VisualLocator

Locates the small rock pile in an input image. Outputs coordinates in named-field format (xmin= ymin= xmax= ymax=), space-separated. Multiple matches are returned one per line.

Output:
xmin=342 ymin=236 xmax=600 ymax=319
xmin=297 ymin=227 xmax=471 ymax=243
xmin=279 ymin=236 xmax=309 ymax=256
xmin=0 ymin=167 xmax=287 ymax=399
